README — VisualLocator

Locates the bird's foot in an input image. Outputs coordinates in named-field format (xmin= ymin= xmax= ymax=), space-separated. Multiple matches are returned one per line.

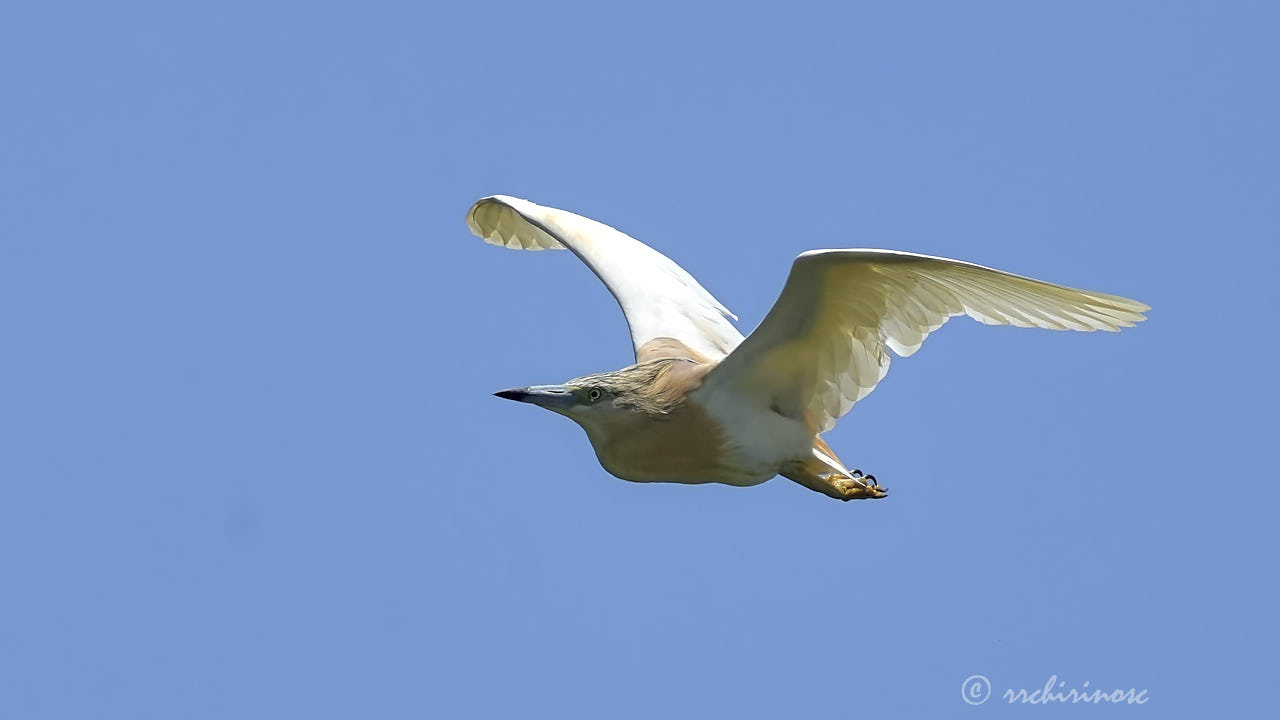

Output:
xmin=831 ymin=469 xmax=887 ymax=501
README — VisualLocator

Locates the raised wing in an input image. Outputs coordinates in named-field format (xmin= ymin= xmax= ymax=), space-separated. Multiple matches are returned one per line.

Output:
xmin=701 ymin=249 xmax=1149 ymax=432
xmin=466 ymin=196 xmax=743 ymax=362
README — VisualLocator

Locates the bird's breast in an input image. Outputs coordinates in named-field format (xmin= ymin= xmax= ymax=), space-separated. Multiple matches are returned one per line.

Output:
xmin=584 ymin=401 xmax=769 ymax=487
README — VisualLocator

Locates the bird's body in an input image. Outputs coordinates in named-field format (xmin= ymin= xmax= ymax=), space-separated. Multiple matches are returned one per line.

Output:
xmin=570 ymin=351 xmax=813 ymax=488
xmin=572 ymin=356 xmax=740 ymax=485
xmin=469 ymin=195 xmax=1148 ymax=501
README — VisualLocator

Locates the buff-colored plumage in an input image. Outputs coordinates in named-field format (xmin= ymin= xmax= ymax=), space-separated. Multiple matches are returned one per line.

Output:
xmin=469 ymin=195 xmax=1148 ymax=501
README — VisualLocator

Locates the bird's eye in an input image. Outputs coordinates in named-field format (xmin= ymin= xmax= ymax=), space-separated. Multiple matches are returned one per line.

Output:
xmin=587 ymin=387 xmax=603 ymax=402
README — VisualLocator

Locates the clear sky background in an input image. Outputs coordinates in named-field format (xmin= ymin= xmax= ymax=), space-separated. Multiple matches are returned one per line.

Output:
xmin=2 ymin=2 xmax=1276 ymax=717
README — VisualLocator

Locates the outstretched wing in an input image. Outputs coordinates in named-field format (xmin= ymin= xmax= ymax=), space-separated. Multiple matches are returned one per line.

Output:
xmin=466 ymin=196 xmax=744 ymax=362
xmin=701 ymin=249 xmax=1149 ymax=432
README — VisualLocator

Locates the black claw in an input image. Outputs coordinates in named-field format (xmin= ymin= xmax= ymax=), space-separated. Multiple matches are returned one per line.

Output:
xmin=866 ymin=474 xmax=876 ymax=484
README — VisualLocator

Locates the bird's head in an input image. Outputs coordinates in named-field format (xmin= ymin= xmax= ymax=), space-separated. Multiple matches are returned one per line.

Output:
xmin=493 ymin=362 xmax=685 ymax=429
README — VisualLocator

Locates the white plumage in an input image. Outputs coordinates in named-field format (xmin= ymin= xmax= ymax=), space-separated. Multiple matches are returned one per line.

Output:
xmin=702 ymin=248 xmax=1149 ymax=432
xmin=467 ymin=195 xmax=744 ymax=362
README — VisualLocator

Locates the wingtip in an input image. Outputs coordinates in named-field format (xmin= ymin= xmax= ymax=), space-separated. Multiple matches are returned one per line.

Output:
xmin=465 ymin=194 xmax=523 ymax=224
xmin=464 ymin=194 xmax=567 ymax=251
xmin=1109 ymin=297 xmax=1151 ymax=326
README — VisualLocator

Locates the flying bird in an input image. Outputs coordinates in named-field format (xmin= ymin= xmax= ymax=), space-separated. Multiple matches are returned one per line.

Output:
xmin=467 ymin=196 xmax=1148 ymax=501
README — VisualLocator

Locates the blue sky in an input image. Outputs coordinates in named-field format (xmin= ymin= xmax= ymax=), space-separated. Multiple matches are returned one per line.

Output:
xmin=2 ymin=1 xmax=1276 ymax=717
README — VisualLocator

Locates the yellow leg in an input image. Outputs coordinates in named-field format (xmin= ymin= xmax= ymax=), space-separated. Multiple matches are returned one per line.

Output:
xmin=781 ymin=440 xmax=888 ymax=501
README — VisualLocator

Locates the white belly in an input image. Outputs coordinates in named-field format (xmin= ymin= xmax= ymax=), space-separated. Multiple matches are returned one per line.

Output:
xmin=693 ymin=390 xmax=815 ymax=485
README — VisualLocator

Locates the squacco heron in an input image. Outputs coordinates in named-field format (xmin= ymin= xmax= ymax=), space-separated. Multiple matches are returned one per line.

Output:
xmin=468 ymin=196 xmax=1148 ymax=501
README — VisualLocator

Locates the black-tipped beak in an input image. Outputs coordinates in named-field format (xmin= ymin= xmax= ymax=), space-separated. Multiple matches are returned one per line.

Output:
xmin=494 ymin=387 xmax=529 ymax=402
xmin=492 ymin=384 xmax=576 ymax=410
